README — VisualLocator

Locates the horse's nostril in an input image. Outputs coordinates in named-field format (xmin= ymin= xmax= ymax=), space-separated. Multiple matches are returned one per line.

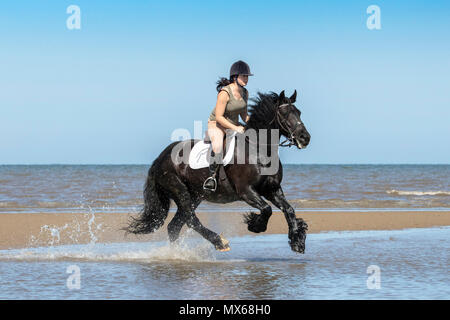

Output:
xmin=304 ymin=135 xmax=310 ymax=144
xmin=300 ymin=135 xmax=310 ymax=145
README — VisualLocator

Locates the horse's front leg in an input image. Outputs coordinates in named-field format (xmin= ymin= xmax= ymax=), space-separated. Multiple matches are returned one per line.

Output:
xmin=238 ymin=186 xmax=273 ymax=233
xmin=266 ymin=187 xmax=308 ymax=253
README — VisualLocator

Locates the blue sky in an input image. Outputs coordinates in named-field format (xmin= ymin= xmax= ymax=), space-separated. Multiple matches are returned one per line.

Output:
xmin=0 ymin=0 xmax=449 ymax=164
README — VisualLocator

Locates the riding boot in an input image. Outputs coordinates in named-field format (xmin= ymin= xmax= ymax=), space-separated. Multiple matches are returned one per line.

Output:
xmin=203 ymin=150 xmax=222 ymax=191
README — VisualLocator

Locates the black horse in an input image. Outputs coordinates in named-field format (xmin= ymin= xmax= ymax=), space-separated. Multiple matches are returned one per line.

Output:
xmin=126 ymin=90 xmax=311 ymax=253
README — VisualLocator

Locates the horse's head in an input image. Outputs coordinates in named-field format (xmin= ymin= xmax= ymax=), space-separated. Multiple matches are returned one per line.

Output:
xmin=275 ymin=90 xmax=311 ymax=149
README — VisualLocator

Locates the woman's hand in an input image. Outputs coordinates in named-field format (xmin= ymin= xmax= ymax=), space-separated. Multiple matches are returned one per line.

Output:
xmin=235 ymin=126 xmax=245 ymax=134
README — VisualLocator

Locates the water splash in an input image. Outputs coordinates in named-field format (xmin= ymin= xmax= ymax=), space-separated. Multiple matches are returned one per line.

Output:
xmin=5 ymin=232 xmax=217 ymax=263
xmin=86 ymin=208 xmax=101 ymax=245
xmin=28 ymin=205 xmax=103 ymax=248
xmin=20 ymin=211 xmax=219 ymax=262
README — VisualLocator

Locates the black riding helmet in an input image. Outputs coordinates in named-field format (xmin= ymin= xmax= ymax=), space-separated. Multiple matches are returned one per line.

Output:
xmin=230 ymin=60 xmax=254 ymax=78
xmin=230 ymin=60 xmax=253 ymax=89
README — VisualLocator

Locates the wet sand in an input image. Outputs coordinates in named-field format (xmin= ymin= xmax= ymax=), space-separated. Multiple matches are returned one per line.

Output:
xmin=0 ymin=210 xmax=449 ymax=250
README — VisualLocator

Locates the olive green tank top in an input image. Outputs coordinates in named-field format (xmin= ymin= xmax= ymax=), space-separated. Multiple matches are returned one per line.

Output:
xmin=209 ymin=84 xmax=247 ymax=126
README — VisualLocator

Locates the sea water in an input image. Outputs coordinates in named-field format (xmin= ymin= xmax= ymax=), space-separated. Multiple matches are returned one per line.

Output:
xmin=0 ymin=227 xmax=448 ymax=299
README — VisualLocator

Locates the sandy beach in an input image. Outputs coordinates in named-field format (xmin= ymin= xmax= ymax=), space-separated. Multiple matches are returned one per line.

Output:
xmin=0 ymin=210 xmax=449 ymax=250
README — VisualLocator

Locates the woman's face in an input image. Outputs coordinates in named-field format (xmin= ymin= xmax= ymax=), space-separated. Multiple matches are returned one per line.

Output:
xmin=236 ymin=74 xmax=248 ymax=86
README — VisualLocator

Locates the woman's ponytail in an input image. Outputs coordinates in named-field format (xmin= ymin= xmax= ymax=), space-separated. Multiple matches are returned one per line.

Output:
xmin=216 ymin=76 xmax=237 ymax=92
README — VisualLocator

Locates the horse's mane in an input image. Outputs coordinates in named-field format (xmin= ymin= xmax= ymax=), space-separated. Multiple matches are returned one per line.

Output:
xmin=245 ymin=91 xmax=280 ymax=130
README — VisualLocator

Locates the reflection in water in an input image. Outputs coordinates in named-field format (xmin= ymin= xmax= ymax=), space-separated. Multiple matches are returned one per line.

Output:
xmin=134 ymin=259 xmax=307 ymax=299
xmin=0 ymin=227 xmax=448 ymax=299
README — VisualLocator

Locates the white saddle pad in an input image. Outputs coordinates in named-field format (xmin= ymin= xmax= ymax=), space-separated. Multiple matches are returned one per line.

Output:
xmin=188 ymin=131 xmax=237 ymax=169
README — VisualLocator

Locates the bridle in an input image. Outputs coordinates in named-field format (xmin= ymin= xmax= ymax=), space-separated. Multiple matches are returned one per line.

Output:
xmin=268 ymin=102 xmax=303 ymax=147
xmin=243 ymin=102 xmax=303 ymax=147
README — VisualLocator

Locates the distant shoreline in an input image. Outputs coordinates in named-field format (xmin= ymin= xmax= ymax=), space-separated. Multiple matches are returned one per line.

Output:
xmin=1 ymin=163 xmax=449 ymax=166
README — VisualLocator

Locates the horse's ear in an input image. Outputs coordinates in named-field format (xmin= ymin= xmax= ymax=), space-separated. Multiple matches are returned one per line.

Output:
xmin=289 ymin=90 xmax=297 ymax=103
xmin=279 ymin=90 xmax=285 ymax=101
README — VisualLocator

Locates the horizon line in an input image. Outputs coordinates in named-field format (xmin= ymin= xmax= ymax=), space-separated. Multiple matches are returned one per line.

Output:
xmin=1 ymin=163 xmax=449 ymax=166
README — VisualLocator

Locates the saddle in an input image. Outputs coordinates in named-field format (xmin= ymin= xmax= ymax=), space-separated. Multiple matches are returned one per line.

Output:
xmin=188 ymin=131 xmax=237 ymax=170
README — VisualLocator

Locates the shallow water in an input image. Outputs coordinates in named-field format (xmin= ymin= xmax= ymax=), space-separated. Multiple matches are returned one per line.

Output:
xmin=0 ymin=227 xmax=448 ymax=299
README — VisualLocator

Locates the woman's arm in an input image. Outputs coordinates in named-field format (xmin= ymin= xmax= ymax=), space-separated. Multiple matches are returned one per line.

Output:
xmin=215 ymin=90 xmax=242 ymax=131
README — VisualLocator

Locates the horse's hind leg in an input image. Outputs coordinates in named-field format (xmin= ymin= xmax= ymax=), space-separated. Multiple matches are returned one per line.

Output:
xmin=177 ymin=201 xmax=229 ymax=251
xmin=167 ymin=197 xmax=201 ymax=242
xmin=186 ymin=213 xmax=230 ymax=251
xmin=167 ymin=209 xmax=186 ymax=242
xmin=162 ymin=176 xmax=229 ymax=250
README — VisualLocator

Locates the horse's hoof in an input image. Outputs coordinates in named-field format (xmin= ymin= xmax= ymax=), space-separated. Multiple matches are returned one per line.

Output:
xmin=290 ymin=243 xmax=305 ymax=254
xmin=215 ymin=235 xmax=231 ymax=252
xmin=248 ymin=224 xmax=266 ymax=233
xmin=244 ymin=212 xmax=267 ymax=233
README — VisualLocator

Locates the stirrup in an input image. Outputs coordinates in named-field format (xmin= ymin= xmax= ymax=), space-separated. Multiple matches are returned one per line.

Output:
xmin=203 ymin=176 xmax=217 ymax=192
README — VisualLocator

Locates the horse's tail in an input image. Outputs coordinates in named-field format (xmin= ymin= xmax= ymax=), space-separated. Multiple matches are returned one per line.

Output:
xmin=125 ymin=163 xmax=170 ymax=234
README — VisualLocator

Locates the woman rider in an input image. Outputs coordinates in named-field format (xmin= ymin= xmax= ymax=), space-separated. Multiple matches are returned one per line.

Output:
xmin=203 ymin=60 xmax=253 ymax=191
